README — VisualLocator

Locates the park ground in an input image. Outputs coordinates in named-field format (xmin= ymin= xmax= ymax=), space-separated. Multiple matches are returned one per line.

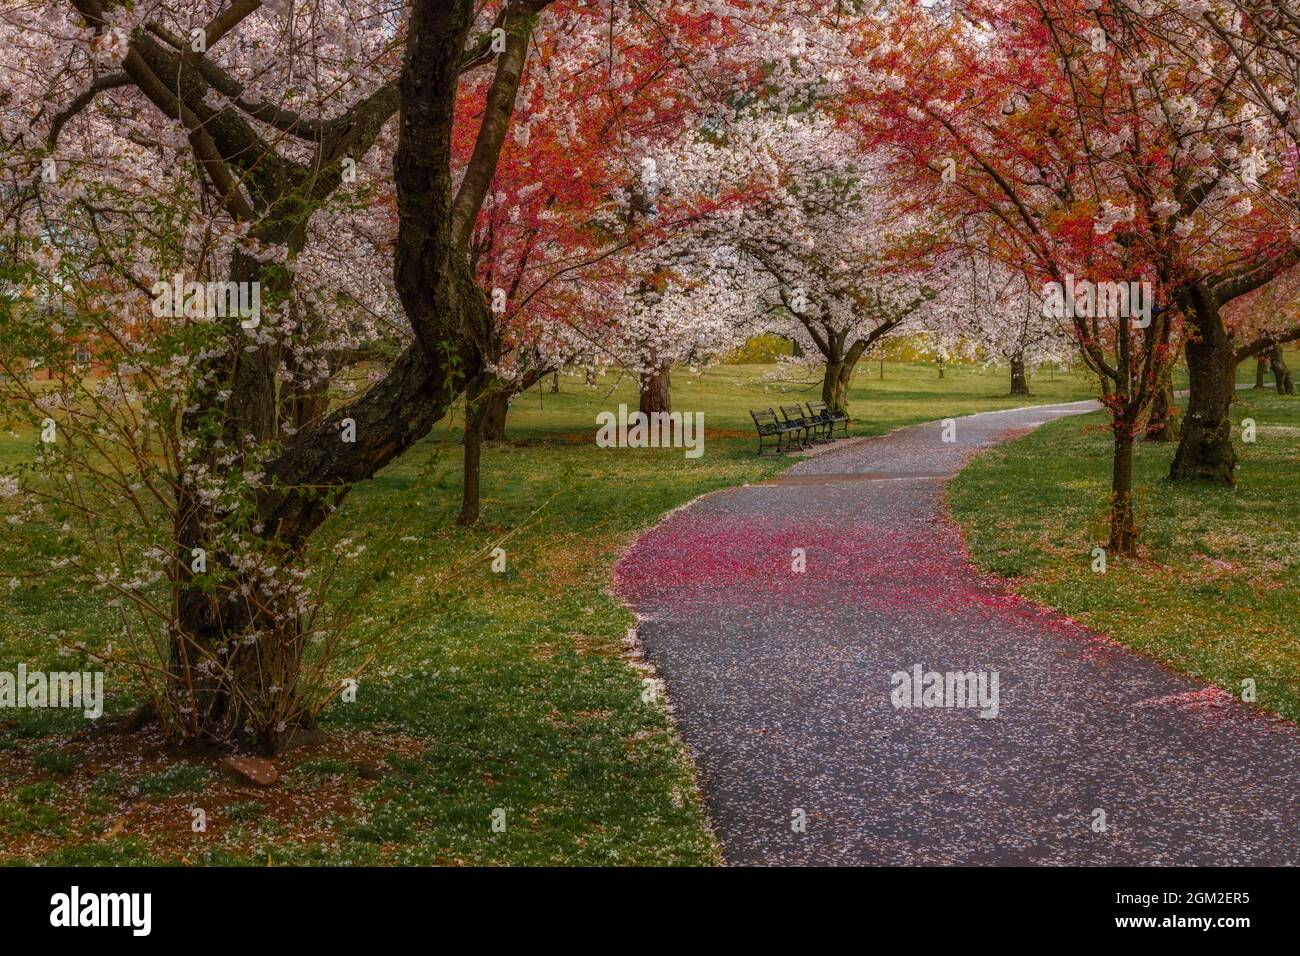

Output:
xmin=0 ymin=356 xmax=1295 ymax=864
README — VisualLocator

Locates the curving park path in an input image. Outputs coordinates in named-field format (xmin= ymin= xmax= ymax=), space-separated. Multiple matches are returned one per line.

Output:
xmin=614 ymin=400 xmax=1300 ymax=865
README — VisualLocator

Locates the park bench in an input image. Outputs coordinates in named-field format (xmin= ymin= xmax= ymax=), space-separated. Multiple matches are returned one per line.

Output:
xmin=750 ymin=407 xmax=803 ymax=455
xmin=806 ymin=399 xmax=849 ymax=440
xmin=780 ymin=403 xmax=821 ymax=447
xmin=801 ymin=401 xmax=833 ymax=443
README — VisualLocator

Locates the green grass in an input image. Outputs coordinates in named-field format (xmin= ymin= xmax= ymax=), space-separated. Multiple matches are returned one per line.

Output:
xmin=951 ymin=376 xmax=1300 ymax=724
xmin=136 ymin=765 xmax=211 ymax=798
xmin=0 ymin=360 xmax=1096 ymax=865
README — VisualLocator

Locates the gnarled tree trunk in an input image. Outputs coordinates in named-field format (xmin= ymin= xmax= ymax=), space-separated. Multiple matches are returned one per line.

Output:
xmin=821 ymin=337 xmax=867 ymax=413
xmin=822 ymin=355 xmax=861 ymax=412
xmin=146 ymin=0 xmax=540 ymax=751
xmin=171 ymin=562 xmax=306 ymax=754
xmin=1269 ymin=344 xmax=1295 ymax=395
xmin=1170 ymin=285 xmax=1236 ymax=483
xmin=822 ymin=359 xmax=845 ymax=410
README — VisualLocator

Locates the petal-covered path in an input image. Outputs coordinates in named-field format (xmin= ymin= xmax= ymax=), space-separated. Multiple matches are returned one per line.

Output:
xmin=615 ymin=401 xmax=1300 ymax=865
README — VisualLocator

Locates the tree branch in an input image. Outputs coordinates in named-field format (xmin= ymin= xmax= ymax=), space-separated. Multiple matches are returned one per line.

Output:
xmin=47 ymin=72 xmax=130 ymax=147
xmin=449 ymin=0 xmax=551 ymax=251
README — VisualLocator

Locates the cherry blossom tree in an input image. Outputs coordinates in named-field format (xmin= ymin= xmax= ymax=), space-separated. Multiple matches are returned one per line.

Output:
xmin=601 ymin=0 xmax=911 ymax=415
xmin=452 ymin=2 xmax=738 ymax=523
xmin=0 ymin=0 xmax=617 ymax=751
xmin=1105 ymin=1 xmax=1300 ymax=477
xmin=723 ymin=121 xmax=939 ymax=411
xmin=0 ymin=0 xmax=852 ymax=748
xmin=453 ymin=0 xmax=828 ymax=519
xmin=859 ymin=0 xmax=1185 ymax=552
xmin=923 ymin=244 xmax=1076 ymax=397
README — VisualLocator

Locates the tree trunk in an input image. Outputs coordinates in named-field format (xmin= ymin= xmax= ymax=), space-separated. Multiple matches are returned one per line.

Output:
xmin=458 ymin=375 xmax=495 ymax=527
xmin=170 ymin=586 xmax=307 ymax=754
xmin=1144 ymin=365 xmax=1179 ymax=443
xmin=1255 ymin=354 xmax=1268 ymax=389
xmin=639 ymin=363 xmax=671 ymax=415
xmin=130 ymin=0 xmax=510 ymax=754
xmin=171 ymin=478 xmax=309 ymax=755
xmin=481 ymin=388 xmax=509 ymax=442
xmin=1269 ymin=345 xmax=1295 ymax=395
xmin=822 ymin=359 xmax=844 ymax=410
xmin=1009 ymin=356 xmax=1030 ymax=396
xmin=1169 ymin=286 xmax=1236 ymax=483
xmin=1108 ymin=429 xmax=1138 ymax=556
xmin=822 ymin=356 xmax=857 ymax=412
xmin=549 ymin=370 xmax=560 ymax=393
xmin=458 ymin=426 xmax=483 ymax=527
xmin=164 ymin=250 xmax=313 ymax=755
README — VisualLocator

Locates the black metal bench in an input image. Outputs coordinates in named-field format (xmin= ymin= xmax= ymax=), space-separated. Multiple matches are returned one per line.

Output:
xmin=807 ymin=399 xmax=849 ymax=440
xmin=780 ymin=403 xmax=820 ymax=447
xmin=750 ymin=407 xmax=803 ymax=455
xmin=801 ymin=401 xmax=833 ymax=443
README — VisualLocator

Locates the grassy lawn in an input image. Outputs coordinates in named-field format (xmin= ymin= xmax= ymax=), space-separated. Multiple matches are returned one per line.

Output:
xmin=0 ymin=360 xmax=1096 ymax=865
xmin=951 ymin=361 xmax=1300 ymax=725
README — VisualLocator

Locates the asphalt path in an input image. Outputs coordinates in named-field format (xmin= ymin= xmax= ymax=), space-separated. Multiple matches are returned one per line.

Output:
xmin=615 ymin=400 xmax=1300 ymax=865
